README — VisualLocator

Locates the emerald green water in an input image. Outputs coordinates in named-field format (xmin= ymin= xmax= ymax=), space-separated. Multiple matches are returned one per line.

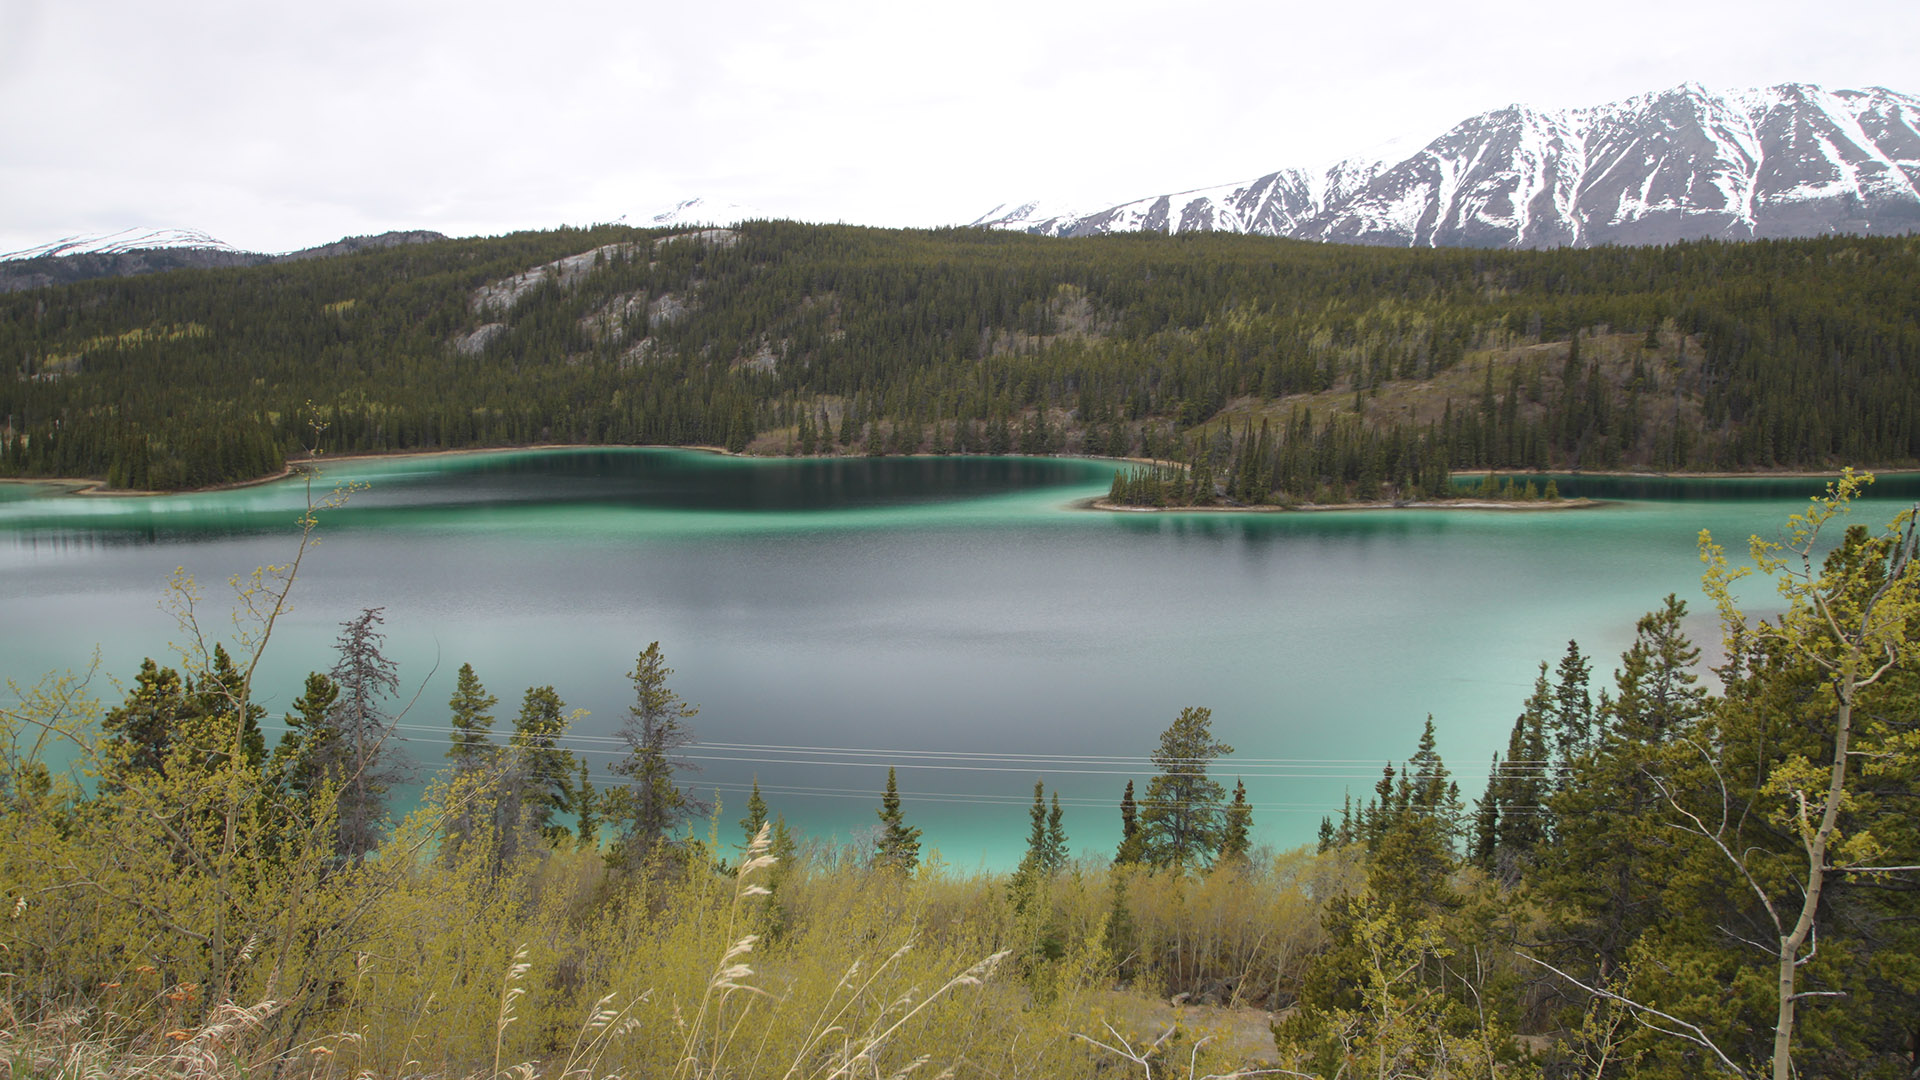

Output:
xmin=3 ymin=450 xmax=1910 ymax=868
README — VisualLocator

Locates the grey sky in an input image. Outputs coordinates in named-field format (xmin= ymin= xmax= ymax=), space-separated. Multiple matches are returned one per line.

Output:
xmin=2 ymin=0 xmax=1915 ymax=253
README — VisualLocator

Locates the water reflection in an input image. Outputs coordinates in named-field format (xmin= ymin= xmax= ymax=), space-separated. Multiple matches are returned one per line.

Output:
xmin=0 ymin=450 xmax=1121 ymax=546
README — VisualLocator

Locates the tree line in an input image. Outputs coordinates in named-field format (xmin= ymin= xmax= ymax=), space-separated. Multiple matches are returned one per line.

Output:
xmin=4 ymin=223 xmax=1919 ymax=491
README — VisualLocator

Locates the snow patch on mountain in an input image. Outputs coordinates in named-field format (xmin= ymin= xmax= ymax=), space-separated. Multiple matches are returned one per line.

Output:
xmin=2 ymin=227 xmax=242 ymax=261
xmin=980 ymin=83 xmax=1920 ymax=249
xmin=646 ymin=198 xmax=769 ymax=228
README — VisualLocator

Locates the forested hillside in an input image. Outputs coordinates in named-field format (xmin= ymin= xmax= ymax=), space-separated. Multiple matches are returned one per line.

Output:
xmin=3 ymin=221 xmax=1918 ymax=492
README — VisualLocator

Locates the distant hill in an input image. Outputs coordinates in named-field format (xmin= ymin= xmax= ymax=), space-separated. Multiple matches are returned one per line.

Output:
xmin=0 ymin=229 xmax=449 ymax=292
xmin=4 ymin=221 xmax=1917 ymax=492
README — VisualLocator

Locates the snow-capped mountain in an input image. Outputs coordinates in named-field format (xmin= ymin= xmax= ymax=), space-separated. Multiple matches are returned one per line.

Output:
xmin=1 ymin=227 xmax=244 ymax=261
xmin=977 ymin=83 xmax=1920 ymax=248
xmin=0 ymin=230 xmax=449 ymax=292
xmin=646 ymin=198 xmax=768 ymax=228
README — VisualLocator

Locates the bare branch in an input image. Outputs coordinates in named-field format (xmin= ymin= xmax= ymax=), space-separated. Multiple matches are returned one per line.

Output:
xmin=1651 ymin=757 xmax=1783 ymax=937
xmin=1517 ymin=952 xmax=1748 ymax=1077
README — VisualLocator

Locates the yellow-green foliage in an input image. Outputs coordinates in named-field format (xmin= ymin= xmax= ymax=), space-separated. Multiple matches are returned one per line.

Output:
xmin=1117 ymin=847 xmax=1359 ymax=1005
xmin=41 ymin=322 xmax=211 ymax=371
xmin=0 ymin=694 xmax=1323 ymax=1080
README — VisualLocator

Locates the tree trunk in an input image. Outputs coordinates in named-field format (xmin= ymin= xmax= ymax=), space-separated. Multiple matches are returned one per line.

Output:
xmin=1774 ymin=674 xmax=1853 ymax=1080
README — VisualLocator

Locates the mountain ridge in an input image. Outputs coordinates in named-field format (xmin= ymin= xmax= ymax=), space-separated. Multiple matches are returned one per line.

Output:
xmin=975 ymin=82 xmax=1920 ymax=248
xmin=0 ymin=229 xmax=451 ymax=292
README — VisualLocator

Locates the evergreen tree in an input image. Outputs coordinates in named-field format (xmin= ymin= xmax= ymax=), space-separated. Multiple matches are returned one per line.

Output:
xmin=327 ymin=608 xmax=403 ymax=862
xmin=1283 ymin=724 xmax=1480 ymax=1070
xmin=1114 ymin=779 xmax=1146 ymax=864
xmin=441 ymin=662 xmax=499 ymax=863
xmin=1216 ymin=778 xmax=1253 ymax=868
xmin=1549 ymin=639 xmax=1594 ymax=778
xmin=608 ymin=641 xmax=701 ymax=868
xmin=100 ymin=658 xmax=191 ymax=786
xmin=445 ymin=661 xmax=498 ymax=775
xmin=1535 ymin=596 xmax=1704 ymax=986
xmin=1043 ymin=791 xmax=1067 ymax=870
xmin=1137 ymin=706 xmax=1233 ymax=869
xmin=874 ymin=766 xmax=920 ymax=873
xmin=1482 ymin=676 xmax=1551 ymax=876
xmin=186 ymin=643 xmax=268 ymax=774
xmin=739 ymin=776 xmax=769 ymax=855
xmin=574 ymin=759 xmax=598 ymax=849
xmin=509 ymin=685 xmax=575 ymax=844
xmin=1468 ymin=752 xmax=1501 ymax=870
xmin=1020 ymin=779 xmax=1050 ymax=871
xmin=271 ymin=671 xmax=339 ymax=801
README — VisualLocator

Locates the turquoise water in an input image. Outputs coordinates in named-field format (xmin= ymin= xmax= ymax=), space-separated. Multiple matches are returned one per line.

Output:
xmin=1 ymin=450 xmax=1905 ymax=868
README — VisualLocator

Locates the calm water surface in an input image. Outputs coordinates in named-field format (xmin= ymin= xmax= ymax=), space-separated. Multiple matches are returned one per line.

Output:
xmin=3 ymin=450 xmax=1911 ymax=867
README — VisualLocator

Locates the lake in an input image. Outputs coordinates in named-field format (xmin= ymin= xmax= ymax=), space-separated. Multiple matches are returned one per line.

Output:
xmin=2 ymin=450 xmax=1908 ymax=868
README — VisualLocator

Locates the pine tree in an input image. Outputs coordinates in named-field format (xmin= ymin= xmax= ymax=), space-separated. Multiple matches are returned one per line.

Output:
xmin=271 ymin=671 xmax=339 ymax=800
xmin=1021 ymin=779 xmax=1050 ymax=870
xmin=1043 ymin=791 xmax=1067 ymax=870
xmin=509 ymin=685 xmax=575 ymax=844
xmin=1114 ymin=779 xmax=1146 ymax=864
xmin=1549 ymin=639 xmax=1594 ymax=779
xmin=739 ymin=777 xmax=769 ymax=855
xmin=441 ymin=662 xmax=499 ymax=864
xmin=101 ymin=658 xmax=191 ymax=786
xmin=874 ymin=766 xmax=920 ymax=873
xmin=327 ymin=609 xmax=402 ymax=862
xmin=574 ymin=759 xmax=598 ymax=849
xmin=1137 ymin=706 xmax=1233 ymax=869
xmin=1535 ymin=595 xmax=1705 ymax=983
xmin=1217 ymin=778 xmax=1253 ymax=868
xmin=609 ymin=641 xmax=701 ymax=868
xmin=446 ymin=662 xmax=498 ymax=775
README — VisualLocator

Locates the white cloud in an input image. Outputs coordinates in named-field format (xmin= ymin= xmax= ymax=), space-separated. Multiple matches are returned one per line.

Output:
xmin=2 ymin=0 xmax=1915 ymax=252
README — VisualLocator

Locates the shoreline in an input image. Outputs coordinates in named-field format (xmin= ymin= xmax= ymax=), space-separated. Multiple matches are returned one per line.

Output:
xmin=0 ymin=443 xmax=739 ymax=498
xmin=1081 ymin=496 xmax=1604 ymax=514
xmin=1448 ymin=467 xmax=1887 ymax=481
xmin=1 ymin=443 xmax=1904 ymax=509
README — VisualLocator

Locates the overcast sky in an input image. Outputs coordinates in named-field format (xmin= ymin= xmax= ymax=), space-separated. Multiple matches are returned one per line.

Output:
xmin=2 ymin=0 xmax=1916 ymax=254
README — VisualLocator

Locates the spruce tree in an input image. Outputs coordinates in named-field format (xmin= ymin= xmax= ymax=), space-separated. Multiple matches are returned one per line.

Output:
xmin=1021 ymin=779 xmax=1049 ymax=870
xmin=1549 ymin=639 xmax=1594 ymax=779
xmin=441 ymin=662 xmax=499 ymax=863
xmin=739 ymin=776 xmax=769 ymax=853
xmin=327 ymin=609 xmax=402 ymax=862
xmin=101 ymin=659 xmax=191 ymax=787
xmin=1217 ymin=778 xmax=1253 ymax=868
xmin=446 ymin=662 xmax=498 ymax=775
xmin=874 ymin=767 xmax=920 ymax=873
xmin=574 ymin=760 xmax=598 ymax=849
xmin=510 ymin=685 xmax=575 ymax=844
xmin=1137 ymin=706 xmax=1233 ymax=869
xmin=1043 ymin=791 xmax=1067 ymax=871
xmin=609 ymin=642 xmax=701 ymax=868
xmin=1535 ymin=595 xmax=1704 ymax=982
xmin=272 ymin=671 xmax=340 ymax=800
xmin=1114 ymin=779 xmax=1146 ymax=864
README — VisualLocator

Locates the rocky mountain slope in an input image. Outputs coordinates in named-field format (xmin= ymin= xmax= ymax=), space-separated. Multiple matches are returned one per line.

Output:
xmin=976 ymin=83 xmax=1920 ymax=248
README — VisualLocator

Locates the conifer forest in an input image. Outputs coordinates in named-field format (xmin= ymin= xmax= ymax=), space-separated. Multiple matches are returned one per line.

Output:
xmin=4 ymin=223 xmax=1920 ymax=496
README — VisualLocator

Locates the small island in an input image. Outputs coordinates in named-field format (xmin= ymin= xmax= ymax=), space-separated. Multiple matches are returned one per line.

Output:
xmin=1096 ymin=459 xmax=1588 ymax=511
